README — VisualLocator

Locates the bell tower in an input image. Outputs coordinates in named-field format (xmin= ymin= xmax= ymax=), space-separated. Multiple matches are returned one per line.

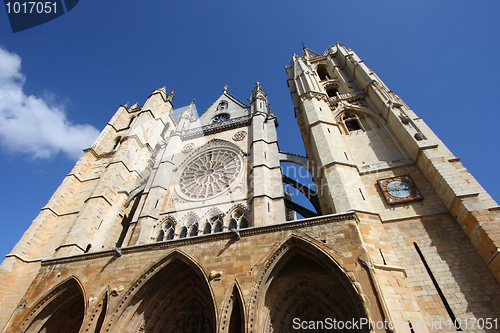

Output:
xmin=286 ymin=43 xmax=500 ymax=327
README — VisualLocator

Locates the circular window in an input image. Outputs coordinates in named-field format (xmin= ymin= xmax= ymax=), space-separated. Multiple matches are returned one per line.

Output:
xmin=211 ymin=113 xmax=230 ymax=124
xmin=178 ymin=148 xmax=242 ymax=200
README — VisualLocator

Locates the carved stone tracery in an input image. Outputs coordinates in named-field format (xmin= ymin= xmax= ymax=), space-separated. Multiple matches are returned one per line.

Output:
xmin=178 ymin=148 xmax=242 ymax=200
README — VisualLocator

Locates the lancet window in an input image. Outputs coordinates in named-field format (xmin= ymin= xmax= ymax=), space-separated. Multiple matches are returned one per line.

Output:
xmin=227 ymin=209 xmax=249 ymax=230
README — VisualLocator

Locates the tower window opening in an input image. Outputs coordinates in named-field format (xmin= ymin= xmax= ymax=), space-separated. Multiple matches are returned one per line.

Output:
xmin=316 ymin=64 xmax=330 ymax=81
xmin=343 ymin=113 xmax=363 ymax=132
xmin=345 ymin=119 xmax=362 ymax=131
xmin=326 ymin=87 xmax=339 ymax=98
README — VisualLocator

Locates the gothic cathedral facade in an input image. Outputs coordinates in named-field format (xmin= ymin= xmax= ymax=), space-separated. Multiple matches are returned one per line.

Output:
xmin=0 ymin=44 xmax=499 ymax=332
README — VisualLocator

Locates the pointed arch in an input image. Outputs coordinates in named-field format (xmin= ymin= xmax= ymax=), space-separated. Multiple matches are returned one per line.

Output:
xmin=202 ymin=207 xmax=225 ymax=222
xmin=180 ymin=211 xmax=201 ymax=227
xmin=17 ymin=277 xmax=86 ymax=333
xmin=82 ymin=289 xmax=108 ymax=333
xmin=154 ymin=215 xmax=177 ymax=242
xmin=108 ymin=250 xmax=217 ymax=333
xmin=334 ymin=102 xmax=408 ymax=163
xmin=221 ymin=281 xmax=247 ymax=333
xmin=248 ymin=234 xmax=368 ymax=333
xmin=225 ymin=204 xmax=250 ymax=230
xmin=333 ymin=102 xmax=387 ymax=132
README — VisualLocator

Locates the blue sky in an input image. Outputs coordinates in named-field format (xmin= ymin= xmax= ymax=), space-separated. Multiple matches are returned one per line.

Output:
xmin=1 ymin=1 xmax=499 ymax=257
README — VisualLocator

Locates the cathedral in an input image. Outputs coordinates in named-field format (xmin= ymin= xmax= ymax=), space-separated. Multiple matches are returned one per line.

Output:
xmin=0 ymin=43 xmax=499 ymax=332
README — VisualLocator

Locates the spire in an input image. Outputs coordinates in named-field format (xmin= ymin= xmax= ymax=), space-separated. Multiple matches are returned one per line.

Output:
xmin=292 ymin=55 xmax=312 ymax=79
xmin=166 ymin=89 xmax=175 ymax=102
xmin=179 ymin=100 xmax=197 ymax=121
xmin=130 ymin=102 xmax=140 ymax=110
xmin=150 ymin=86 xmax=171 ymax=102
xmin=302 ymin=47 xmax=321 ymax=58
xmin=249 ymin=82 xmax=268 ymax=114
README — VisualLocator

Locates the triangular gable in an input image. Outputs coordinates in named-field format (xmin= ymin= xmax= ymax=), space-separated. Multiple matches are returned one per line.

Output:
xmin=196 ymin=88 xmax=250 ymax=127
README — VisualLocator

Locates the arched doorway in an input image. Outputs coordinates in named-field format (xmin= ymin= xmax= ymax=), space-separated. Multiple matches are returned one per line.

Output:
xmin=114 ymin=254 xmax=216 ymax=333
xmin=20 ymin=278 xmax=85 ymax=333
xmin=253 ymin=237 xmax=369 ymax=333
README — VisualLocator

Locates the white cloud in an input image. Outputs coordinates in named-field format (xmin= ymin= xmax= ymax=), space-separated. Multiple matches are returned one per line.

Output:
xmin=0 ymin=46 xmax=100 ymax=160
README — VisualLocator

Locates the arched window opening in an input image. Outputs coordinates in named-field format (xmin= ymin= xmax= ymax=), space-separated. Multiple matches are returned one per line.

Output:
xmin=240 ymin=217 xmax=248 ymax=229
xmin=156 ymin=230 xmax=165 ymax=242
xmin=214 ymin=222 xmax=222 ymax=233
xmin=343 ymin=113 xmax=363 ymax=132
xmin=166 ymin=229 xmax=175 ymax=240
xmin=186 ymin=217 xmax=197 ymax=227
xmin=227 ymin=209 xmax=249 ymax=230
xmin=203 ymin=223 xmax=212 ymax=235
xmin=326 ymin=86 xmax=339 ymax=98
xmin=189 ymin=224 xmax=199 ymax=237
xmin=316 ymin=64 xmax=330 ymax=81
xmin=179 ymin=227 xmax=187 ymax=238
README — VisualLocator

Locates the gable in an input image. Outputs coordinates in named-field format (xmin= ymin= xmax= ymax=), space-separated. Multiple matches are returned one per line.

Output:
xmin=195 ymin=89 xmax=250 ymax=128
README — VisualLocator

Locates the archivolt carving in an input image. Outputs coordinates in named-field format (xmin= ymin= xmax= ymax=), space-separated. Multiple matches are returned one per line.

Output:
xmin=105 ymin=250 xmax=216 ymax=332
xmin=220 ymin=282 xmax=246 ymax=333
xmin=248 ymin=234 xmax=368 ymax=333
xmin=17 ymin=277 xmax=86 ymax=333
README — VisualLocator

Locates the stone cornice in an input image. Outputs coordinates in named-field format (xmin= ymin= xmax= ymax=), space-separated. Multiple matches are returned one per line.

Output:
xmin=40 ymin=207 xmax=80 ymax=217
xmin=84 ymin=195 xmax=113 ymax=207
xmin=106 ymin=160 xmax=142 ymax=178
xmin=4 ymin=254 xmax=44 ymax=263
xmin=84 ymin=148 xmax=116 ymax=159
xmin=121 ymin=135 xmax=153 ymax=152
xmin=66 ymin=173 xmax=100 ymax=183
xmin=39 ymin=213 xmax=355 ymax=266
xmin=299 ymin=91 xmax=329 ymax=103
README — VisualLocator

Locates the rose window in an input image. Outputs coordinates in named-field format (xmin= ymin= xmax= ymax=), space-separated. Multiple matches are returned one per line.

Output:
xmin=179 ymin=149 xmax=241 ymax=199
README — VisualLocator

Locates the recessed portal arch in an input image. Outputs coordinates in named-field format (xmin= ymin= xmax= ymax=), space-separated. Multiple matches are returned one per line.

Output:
xmin=110 ymin=251 xmax=217 ymax=333
xmin=250 ymin=235 xmax=369 ymax=333
xmin=18 ymin=277 xmax=85 ymax=333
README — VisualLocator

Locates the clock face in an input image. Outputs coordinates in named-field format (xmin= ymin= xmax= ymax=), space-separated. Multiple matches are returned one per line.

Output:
xmin=386 ymin=180 xmax=413 ymax=199
xmin=378 ymin=175 xmax=423 ymax=204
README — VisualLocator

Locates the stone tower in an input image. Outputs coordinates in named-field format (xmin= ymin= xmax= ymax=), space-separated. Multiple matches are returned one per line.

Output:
xmin=0 ymin=44 xmax=499 ymax=333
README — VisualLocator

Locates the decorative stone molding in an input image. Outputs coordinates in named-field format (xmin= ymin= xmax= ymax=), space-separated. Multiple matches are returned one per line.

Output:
xmin=232 ymin=130 xmax=247 ymax=141
xmin=181 ymin=143 xmax=195 ymax=153
xmin=181 ymin=115 xmax=252 ymax=140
